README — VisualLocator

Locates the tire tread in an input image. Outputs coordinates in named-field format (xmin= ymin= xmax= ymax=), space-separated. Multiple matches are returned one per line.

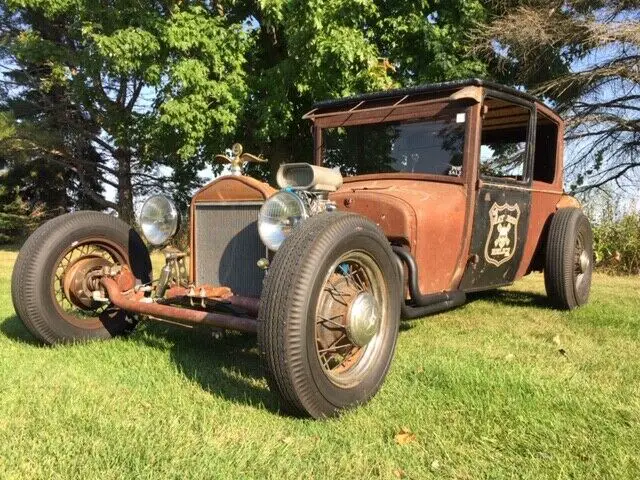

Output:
xmin=544 ymin=208 xmax=592 ymax=309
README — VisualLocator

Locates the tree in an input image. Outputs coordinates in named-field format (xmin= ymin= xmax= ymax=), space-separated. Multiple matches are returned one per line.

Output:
xmin=0 ymin=80 xmax=106 ymax=213
xmin=476 ymin=0 xmax=639 ymax=194
xmin=229 ymin=0 xmax=485 ymax=180
xmin=0 ymin=113 xmax=48 ymax=243
xmin=1 ymin=1 xmax=248 ymax=222
xmin=225 ymin=0 xmax=489 ymax=180
xmin=2 ymin=0 xmax=491 ymax=220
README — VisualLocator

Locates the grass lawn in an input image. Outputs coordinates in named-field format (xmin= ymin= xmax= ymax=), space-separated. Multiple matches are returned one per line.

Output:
xmin=0 ymin=246 xmax=638 ymax=479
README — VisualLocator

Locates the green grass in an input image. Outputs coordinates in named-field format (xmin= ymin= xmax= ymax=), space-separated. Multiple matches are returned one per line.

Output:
xmin=0 ymin=246 xmax=639 ymax=479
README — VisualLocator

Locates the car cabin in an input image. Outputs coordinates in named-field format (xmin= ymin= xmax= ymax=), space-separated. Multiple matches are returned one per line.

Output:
xmin=303 ymin=79 xmax=572 ymax=294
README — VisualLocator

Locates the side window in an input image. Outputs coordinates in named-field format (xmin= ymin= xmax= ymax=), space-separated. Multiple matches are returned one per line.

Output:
xmin=533 ymin=113 xmax=558 ymax=183
xmin=480 ymin=98 xmax=531 ymax=181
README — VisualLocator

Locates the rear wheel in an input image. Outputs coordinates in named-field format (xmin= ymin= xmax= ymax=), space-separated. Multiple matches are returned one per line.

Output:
xmin=11 ymin=211 xmax=152 ymax=344
xmin=544 ymin=208 xmax=593 ymax=309
xmin=258 ymin=213 xmax=401 ymax=418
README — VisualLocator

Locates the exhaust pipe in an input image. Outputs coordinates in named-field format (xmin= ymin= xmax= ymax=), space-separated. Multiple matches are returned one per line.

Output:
xmin=392 ymin=246 xmax=466 ymax=319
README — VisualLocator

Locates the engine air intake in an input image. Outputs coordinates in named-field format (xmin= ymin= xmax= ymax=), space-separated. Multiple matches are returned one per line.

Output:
xmin=276 ymin=163 xmax=343 ymax=192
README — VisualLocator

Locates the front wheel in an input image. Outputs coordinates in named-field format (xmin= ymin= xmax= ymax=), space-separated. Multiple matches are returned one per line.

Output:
xmin=11 ymin=211 xmax=152 ymax=345
xmin=258 ymin=213 xmax=401 ymax=418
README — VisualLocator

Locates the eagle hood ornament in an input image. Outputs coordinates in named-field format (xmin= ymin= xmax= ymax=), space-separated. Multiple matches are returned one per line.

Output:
xmin=214 ymin=143 xmax=267 ymax=176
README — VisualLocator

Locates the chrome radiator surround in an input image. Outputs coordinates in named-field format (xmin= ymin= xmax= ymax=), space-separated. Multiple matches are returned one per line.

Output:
xmin=194 ymin=201 xmax=266 ymax=297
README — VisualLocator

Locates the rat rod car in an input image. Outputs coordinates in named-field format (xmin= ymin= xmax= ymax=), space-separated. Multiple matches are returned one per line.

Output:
xmin=12 ymin=79 xmax=593 ymax=418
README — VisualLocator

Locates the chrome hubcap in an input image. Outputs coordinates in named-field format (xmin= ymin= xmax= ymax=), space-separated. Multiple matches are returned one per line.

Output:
xmin=346 ymin=292 xmax=380 ymax=347
xmin=579 ymin=250 xmax=590 ymax=273
xmin=574 ymin=231 xmax=592 ymax=294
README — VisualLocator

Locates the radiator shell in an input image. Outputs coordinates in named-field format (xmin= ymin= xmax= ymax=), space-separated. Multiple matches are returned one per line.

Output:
xmin=194 ymin=202 xmax=266 ymax=297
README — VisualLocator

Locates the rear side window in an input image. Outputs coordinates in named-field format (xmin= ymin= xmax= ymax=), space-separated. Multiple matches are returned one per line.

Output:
xmin=480 ymin=98 xmax=531 ymax=181
xmin=533 ymin=113 xmax=558 ymax=184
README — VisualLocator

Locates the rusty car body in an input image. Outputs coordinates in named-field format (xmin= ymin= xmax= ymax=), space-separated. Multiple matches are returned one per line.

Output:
xmin=12 ymin=79 xmax=593 ymax=418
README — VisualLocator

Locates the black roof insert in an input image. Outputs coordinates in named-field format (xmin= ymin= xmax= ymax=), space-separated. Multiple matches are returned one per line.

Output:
xmin=311 ymin=78 xmax=542 ymax=111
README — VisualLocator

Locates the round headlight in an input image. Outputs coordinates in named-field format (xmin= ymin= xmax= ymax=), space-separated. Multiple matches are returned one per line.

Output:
xmin=139 ymin=195 xmax=179 ymax=246
xmin=258 ymin=191 xmax=308 ymax=251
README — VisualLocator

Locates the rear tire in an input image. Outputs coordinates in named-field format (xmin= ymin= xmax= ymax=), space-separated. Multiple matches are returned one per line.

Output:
xmin=544 ymin=208 xmax=593 ymax=309
xmin=11 ymin=211 xmax=152 ymax=345
xmin=258 ymin=212 xmax=401 ymax=418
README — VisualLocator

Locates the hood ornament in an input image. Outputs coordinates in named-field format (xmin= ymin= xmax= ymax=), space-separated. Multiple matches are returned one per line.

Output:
xmin=214 ymin=143 xmax=267 ymax=176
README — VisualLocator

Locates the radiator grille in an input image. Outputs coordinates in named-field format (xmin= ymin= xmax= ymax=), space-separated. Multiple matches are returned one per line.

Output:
xmin=194 ymin=202 xmax=266 ymax=297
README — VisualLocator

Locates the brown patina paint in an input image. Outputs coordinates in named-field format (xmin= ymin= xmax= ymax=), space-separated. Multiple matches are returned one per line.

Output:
xmin=312 ymin=84 xmax=575 ymax=294
xmin=189 ymin=80 xmax=578 ymax=295
xmin=515 ymin=103 xmax=569 ymax=279
xmin=326 ymin=98 xmax=482 ymax=294
xmin=450 ymin=101 xmax=482 ymax=290
xmin=329 ymin=100 xmax=482 ymax=294
xmin=313 ymin=100 xmax=462 ymax=129
xmin=332 ymin=180 xmax=467 ymax=293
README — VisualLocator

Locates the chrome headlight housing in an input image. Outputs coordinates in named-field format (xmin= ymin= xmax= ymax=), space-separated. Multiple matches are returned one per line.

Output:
xmin=258 ymin=191 xmax=308 ymax=251
xmin=139 ymin=195 xmax=180 ymax=246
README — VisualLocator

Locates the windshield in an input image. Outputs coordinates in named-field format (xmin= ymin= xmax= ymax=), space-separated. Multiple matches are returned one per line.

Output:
xmin=321 ymin=108 xmax=467 ymax=177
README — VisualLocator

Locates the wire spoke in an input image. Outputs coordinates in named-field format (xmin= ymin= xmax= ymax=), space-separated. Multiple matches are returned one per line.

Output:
xmin=315 ymin=253 xmax=384 ymax=382
xmin=51 ymin=242 xmax=121 ymax=318
xmin=317 ymin=342 xmax=353 ymax=354
xmin=325 ymin=279 xmax=351 ymax=305
xmin=316 ymin=314 xmax=345 ymax=329
xmin=340 ymin=263 xmax=369 ymax=293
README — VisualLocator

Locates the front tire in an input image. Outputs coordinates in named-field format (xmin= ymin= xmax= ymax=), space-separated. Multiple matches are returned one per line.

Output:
xmin=544 ymin=208 xmax=593 ymax=309
xmin=258 ymin=212 xmax=401 ymax=418
xmin=11 ymin=211 xmax=152 ymax=345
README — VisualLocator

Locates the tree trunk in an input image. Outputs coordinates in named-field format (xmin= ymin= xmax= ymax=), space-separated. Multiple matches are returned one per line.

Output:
xmin=266 ymin=141 xmax=292 ymax=185
xmin=115 ymin=148 xmax=135 ymax=225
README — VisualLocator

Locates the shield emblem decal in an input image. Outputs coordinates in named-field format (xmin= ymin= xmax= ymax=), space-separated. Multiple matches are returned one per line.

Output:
xmin=484 ymin=202 xmax=521 ymax=267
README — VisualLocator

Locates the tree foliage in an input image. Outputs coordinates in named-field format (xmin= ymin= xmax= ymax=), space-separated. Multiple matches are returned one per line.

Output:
xmin=1 ymin=0 xmax=489 ymax=221
xmin=0 ymin=111 xmax=70 ymax=242
xmin=230 ymin=0 xmax=488 ymax=180
xmin=476 ymin=0 xmax=640 ymax=193
xmin=1 ymin=0 xmax=248 ymax=222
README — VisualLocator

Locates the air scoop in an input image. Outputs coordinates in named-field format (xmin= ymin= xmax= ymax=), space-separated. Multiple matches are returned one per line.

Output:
xmin=276 ymin=163 xmax=343 ymax=192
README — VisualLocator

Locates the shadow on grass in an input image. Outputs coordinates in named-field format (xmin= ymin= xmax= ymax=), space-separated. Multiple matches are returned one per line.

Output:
xmin=0 ymin=315 xmax=39 ymax=345
xmin=0 ymin=286 xmax=554 ymax=414
xmin=134 ymin=288 xmax=553 ymax=411
xmin=399 ymin=322 xmax=416 ymax=332
xmin=0 ymin=313 xmax=281 ymax=413
xmin=141 ymin=288 xmax=554 ymax=412
xmin=398 ymin=288 xmax=553 ymax=326
xmin=135 ymin=322 xmax=280 ymax=414
xmin=467 ymin=289 xmax=554 ymax=310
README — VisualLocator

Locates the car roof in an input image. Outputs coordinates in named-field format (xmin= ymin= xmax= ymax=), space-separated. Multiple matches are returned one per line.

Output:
xmin=309 ymin=78 xmax=558 ymax=119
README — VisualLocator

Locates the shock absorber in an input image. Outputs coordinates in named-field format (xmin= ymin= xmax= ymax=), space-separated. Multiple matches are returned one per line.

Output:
xmin=156 ymin=263 xmax=173 ymax=298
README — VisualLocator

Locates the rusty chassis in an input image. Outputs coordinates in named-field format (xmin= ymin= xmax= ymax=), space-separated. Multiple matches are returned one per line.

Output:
xmin=89 ymin=240 xmax=463 ymax=333
xmin=88 ymin=251 xmax=261 ymax=334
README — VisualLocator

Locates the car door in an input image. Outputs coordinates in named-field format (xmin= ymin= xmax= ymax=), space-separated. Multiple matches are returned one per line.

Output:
xmin=460 ymin=94 xmax=535 ymax=291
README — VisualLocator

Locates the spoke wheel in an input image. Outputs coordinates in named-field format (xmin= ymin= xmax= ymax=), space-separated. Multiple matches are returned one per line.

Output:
xmin=544 ymin=207 xmax=593 ymax=310
xmin=573 ymin=232 xmax=591 ymax=297
xmin=11 ymin=211 xmax=151 ymax=344
xmin=259 ymin=212 xmax=402 ymax=418
xmin=52 ymin=239 xmax=126 ymax=329
xmin=315 ymin=252 xmax=387 ymax=388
